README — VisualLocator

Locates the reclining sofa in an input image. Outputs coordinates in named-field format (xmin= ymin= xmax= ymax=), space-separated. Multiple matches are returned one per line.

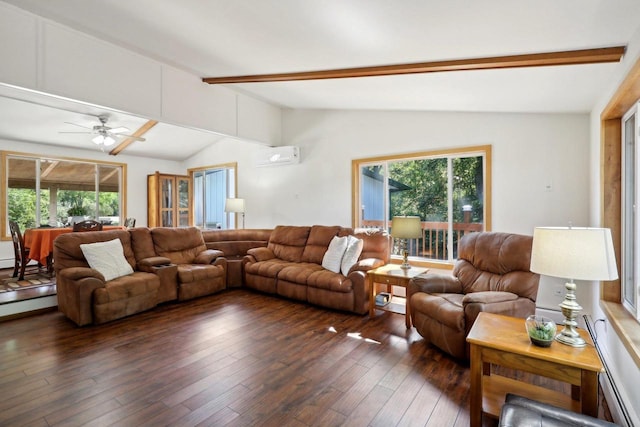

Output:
xmin=243 ymin=225 xmax=390 ymax=314
xmin=54 ymin=227 xmax=226 ymax=326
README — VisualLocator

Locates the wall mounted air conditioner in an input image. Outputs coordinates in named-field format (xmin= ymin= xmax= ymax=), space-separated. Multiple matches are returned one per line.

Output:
xmin=254 ymin=146 xmax=300 ymax=167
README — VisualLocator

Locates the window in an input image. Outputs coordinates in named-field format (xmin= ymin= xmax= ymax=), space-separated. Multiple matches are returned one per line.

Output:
xmin=352 ymin=145 xmax=491 ymax=265
xmin=622 ymin=101 xmax=640 ymax=320
xmin=2 ymin=151 xmax=126 ymax=238
xmin=190 ymin=163 xmax=237 ymax=229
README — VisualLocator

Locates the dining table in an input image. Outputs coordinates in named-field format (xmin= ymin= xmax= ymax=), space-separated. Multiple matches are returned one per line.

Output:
xmin=24 ymin=225 xmax=126 ymax=267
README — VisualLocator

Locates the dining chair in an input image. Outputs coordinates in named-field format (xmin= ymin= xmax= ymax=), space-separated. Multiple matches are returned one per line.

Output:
xmin=72 ymin=220 xmax=104 ymax=232
xmin=124 ymin=217 xmax=136 ymax=228
xmin=9 ymin=220 xmax=41 ymax=280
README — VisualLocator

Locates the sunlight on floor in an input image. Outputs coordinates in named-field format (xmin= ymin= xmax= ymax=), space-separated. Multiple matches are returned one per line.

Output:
xmin=327 ymin=326 xmax=380 ymax=344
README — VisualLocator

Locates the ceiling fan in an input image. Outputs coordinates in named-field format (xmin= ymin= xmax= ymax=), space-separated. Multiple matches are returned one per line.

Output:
xmin=61 ymin=114 xmax=146 ymax=147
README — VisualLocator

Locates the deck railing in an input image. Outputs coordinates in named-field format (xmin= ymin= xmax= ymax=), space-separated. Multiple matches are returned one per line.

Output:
xmin=361 ymin=219 xmax=483 ymax=261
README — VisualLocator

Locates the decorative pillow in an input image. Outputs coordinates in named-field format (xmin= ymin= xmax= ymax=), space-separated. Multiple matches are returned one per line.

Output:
xmin=80 ymin=238 xmax=134 ymax=281
xmin=322 ymin=236 xmax=348 ymax=273
xmin=341 ymin=235 xmax=364 ymax=275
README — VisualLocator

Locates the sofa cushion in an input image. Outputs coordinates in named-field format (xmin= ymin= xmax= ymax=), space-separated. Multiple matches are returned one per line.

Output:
xmin=411 ymin=292 xmax=465 ymax=332
xmin=267 ymin=226 xmax=310 ymax=262
xmin=341 ymin=235 xmax=364 ymax=275
xmin=307 ymin=270 xmax=353 ymax=293
xmin=93 ymin=271 xmax=159 ymax=304
xmin=245 ymin=259 xmax=294 ymax=278
xmin=301 ymin=225 xmax=341 ymax=264
xmin=80 ymin=238 xmax=134 ymax=281
xmin=322 ymin=236 xmax=348 ymax=273
xmin=177 ymin=264 xmax=224 ymax=283
xmin=151 ymin=227 xmax=208 ymax=264
xmin=53 ymin=230 xmax=136 ymax=271
xmin=353 ymin=229 xmax=391 ymax=263
xmin=278 ymin=263 xmax=324 ymax=284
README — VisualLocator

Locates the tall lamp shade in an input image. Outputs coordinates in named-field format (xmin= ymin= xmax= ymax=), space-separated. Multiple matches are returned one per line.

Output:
xmin=224 ymin=198 xmax=245 ymax=228
xmin=530 ymin=226 xmax=618 ymax=347
xmin=391 ymin=216 xmax=422 ymax=269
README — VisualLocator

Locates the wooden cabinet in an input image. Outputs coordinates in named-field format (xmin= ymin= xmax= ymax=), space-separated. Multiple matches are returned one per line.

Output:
xmin=147 ymin=172 xmax=191 ymax=227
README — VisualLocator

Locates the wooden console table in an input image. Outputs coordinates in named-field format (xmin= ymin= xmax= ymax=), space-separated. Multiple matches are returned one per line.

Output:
xmin=466 ymin=312 xmax=604 ymax=427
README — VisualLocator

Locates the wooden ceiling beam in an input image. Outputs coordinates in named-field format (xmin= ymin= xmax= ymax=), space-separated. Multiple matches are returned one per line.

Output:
xmin=202 ymin=46 xmax=626 ymax=85
xmin=100 ymin=168 xmax=118 ymax=183
xmin=40 ymin=160 xmax=59 ymax=179
xmin=109 ymin=120 xmax=158 ymax=156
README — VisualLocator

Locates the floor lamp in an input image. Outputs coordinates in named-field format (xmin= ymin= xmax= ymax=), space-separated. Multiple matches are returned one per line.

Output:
xmin=225 ymin=198 xmax=245 ymax=229
xmin=530 ymin=226 xmax=618 ymax=347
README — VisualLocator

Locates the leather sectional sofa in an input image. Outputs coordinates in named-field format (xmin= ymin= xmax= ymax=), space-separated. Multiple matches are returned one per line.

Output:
xmin=53 ymin=225 xmax=389 ymax=325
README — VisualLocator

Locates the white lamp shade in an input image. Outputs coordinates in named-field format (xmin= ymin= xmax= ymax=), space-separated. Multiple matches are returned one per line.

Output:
xmin=391 ymin=216 xmax=422 ymax=239
xmin=530 ymin=227 xmax=618 ymax=281
xmin=224 ymin=198 xmax=245 ymax=213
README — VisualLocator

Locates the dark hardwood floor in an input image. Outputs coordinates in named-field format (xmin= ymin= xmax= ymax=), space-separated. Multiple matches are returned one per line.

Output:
xmin=0 ymin=288 xmax=612 ymax=426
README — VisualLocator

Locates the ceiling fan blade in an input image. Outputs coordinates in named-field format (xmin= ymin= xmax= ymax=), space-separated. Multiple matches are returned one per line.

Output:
xmin=63 ymin=122 xmax=93 ymax=130
xmin=109 ymin=126 xmax=130 ymax=134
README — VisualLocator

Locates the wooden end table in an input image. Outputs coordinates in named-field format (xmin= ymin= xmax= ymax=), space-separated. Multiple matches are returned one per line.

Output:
xmin=466 ymin=312 xmax=604 ymax=427
xmin=367 ymin=264 xmax=428 ymax=328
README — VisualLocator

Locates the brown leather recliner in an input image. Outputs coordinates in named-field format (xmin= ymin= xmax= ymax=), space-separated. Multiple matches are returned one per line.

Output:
xmin=409 ymin=231 xmax=540 ymax=360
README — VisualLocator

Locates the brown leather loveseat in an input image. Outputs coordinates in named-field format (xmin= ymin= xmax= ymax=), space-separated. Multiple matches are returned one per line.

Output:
xmin=409 ymin=231 xmax=540 ymax=359
xmin=242 ymin=225 xmax=390 ymax=314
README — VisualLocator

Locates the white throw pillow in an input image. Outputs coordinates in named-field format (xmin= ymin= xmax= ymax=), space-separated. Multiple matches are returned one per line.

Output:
xmin=341 ymin=235 xmax=364 ymax=275
xmin=322 ymin=236 xmax=348 ymax=273
xmin=80 ymin=238 xmax=134 ymax=281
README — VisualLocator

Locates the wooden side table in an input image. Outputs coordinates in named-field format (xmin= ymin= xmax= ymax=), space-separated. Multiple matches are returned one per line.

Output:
xmin=367 ymin=264 xmax=428 ymax=328
xmin=466 ymin=312 xmax=604 ymax=427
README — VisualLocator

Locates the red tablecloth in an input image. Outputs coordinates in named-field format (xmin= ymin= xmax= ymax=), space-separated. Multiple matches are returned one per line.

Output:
xmin=24 ymin=226 xmax=125 ymax=265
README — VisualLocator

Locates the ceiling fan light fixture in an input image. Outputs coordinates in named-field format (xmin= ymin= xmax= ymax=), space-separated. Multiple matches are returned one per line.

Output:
xmin=104 ymin=135 xmax=116 ymax=146
xmin=92 ymin=134 xmax=116 ymax=147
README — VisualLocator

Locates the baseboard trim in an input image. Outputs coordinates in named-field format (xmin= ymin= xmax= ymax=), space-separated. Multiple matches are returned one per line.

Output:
xmin=0 ymin=305 xmax=57 ymax=322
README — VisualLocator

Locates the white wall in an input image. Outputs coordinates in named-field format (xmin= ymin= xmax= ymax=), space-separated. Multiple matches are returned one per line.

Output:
xmin=0 ymin=1 xmax=282 ymax=146
xmin=0 ymin=138 xmax=183 ymax=267
xmin=188 ymin=109 xmax=590 ymax=231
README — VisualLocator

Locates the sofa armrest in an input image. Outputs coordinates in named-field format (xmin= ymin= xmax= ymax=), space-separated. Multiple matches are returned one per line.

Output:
xmin=137 ymin=256 xmax=172 ymax=272
xmin=57 ymin=268 xmax=106 ymax=326
xmin=60 ymin=266 xmax=105 ymax=282
xmin=462 ymin=291 xmax=518 ymax=305
xmin=194 ymin=249 xmax=224 ymax=264
xmin=409 ymin=273 xmax=462 ymax=295
xmin=348 ymin=258 xmax=386 ymax=274
xmin=213 ymin=257 xmax=227 ymax=270
xmin=246 ymin=247 xmax=275 ymax=262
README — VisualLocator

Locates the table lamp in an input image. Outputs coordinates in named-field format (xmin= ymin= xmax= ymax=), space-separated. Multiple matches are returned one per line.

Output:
xmin=530 ymin=226 xmax=618 ymax=347
xmin=224 ymin=198 xmax=245 ymax=229
xmin=391 ymin=216 xmax=422 ymax=269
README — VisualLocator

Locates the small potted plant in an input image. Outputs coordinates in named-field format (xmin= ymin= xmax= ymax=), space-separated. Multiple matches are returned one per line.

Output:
xmin=525 ymin=315 xmax=557 ymax=347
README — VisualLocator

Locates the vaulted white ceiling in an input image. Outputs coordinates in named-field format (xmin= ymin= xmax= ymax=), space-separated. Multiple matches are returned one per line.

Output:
xmin=1 ymin=0 xmax=640 ymax=159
